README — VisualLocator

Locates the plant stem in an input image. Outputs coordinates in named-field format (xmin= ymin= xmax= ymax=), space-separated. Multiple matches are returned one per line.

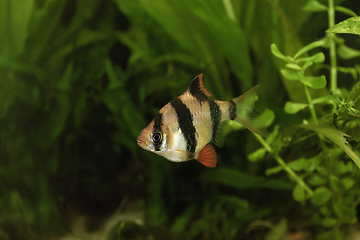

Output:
xmin=253 ymin=133 xmax=314 ymax=196
xmin=254 ymin=133 xmax=272 ymax=152
xmin=274 ymin=155 xmax=314 ymax=196
xmin=328 ymin=0 xmax=337 ymax=93
xmin=304 ymin=85 xmax=318 ymax=124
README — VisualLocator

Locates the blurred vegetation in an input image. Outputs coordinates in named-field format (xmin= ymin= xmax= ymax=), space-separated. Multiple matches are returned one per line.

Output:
xmin=1 ymin=0 xmax=360 ymax=239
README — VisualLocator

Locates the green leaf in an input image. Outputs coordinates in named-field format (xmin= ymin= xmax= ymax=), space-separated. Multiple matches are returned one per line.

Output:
xmin=302 ymin=61 xmax=313 ymax=71
xmin=303 ymin=154 xmax=322 ymax=172
xmin=257 ymin=108 xmax=275 ymax=127
xmin=26 ymin=0 xmax=68 ymax=63
xmin=104 ymin=58 xmax=122 ymax=90
xmin=293 ymin=183 xmax=305 ymax=202
xmin=284 ymin=102 xmax=308 ymax=114
xmin=297 ymin=52 xmax=325 ymax=63
xmin=334 ymin=203 xmax=357 ymax=223
xmin=316 ymin=166 xmax=328 ymax=176
xmin=337 ymin=44 xmax=360 ymax=60
xmin=331 ymin=161 xmax=348 ymax=175
xmin=265 ymin=166 xmax=283 ymax=176
xmin=294 ymin=40 xmax=325 ymax=59
xmin=326 ymin=16 xmax=360 ymax=35
xmin=329 ymin=176 xmax=346 ymax=192
xmin=57 ymin=61 xmax=74 ymax=91
xmin=342 ymin=178 xmax=354 ymax=189
xmin=271 ymin=44 xmax=292 ymax=62
xmin=0 ymin=0 xmax=34 ymax=57
xmin=346 ymin=161 xmax=355 ymax=172
xmin=334 ymin=6 xmax=357 ymax=17
xmin=266 ymin=125 xmax=279 ymax=145
xmin=300 ymin=75 xmax=327 ymax=89
xmin=313 ymin=95 xmax=331 ymax=104
xmin=288 ymin=158 xmax=305 ymax=171
xmin=280 ymin=68 xmax=301 ymax=80
xmin=286 ymin=63 xmax=301 ymax=70
xmin=299 ymin=124 xmax=360 ymax=169
xmin=132 ymin=0 xmax=254 ymax=93
xmin=302 ymin=1 xmax=328 ymax=12
xmin=311 ymin=187 xmax=332 ymax=206
xmin=248 ymin=148 xmax=267 ymax=162
xmin=348 ymin=81 xmax=360 ymax=104
xmin=307 ymin=173 xmax=327 ymax=186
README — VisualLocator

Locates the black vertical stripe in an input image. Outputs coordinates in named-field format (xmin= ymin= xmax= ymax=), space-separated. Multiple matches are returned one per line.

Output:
xmin=229 ymin=100 xmax=236 ymax=120
xmin=209 ymin=100 xmax=222 ymax=140
xmin=153 ymin=113 xmax=163 ymax=130
xmin=188 ymin=76 xmax=208 ymax=104
xmin=170 ymin=98 xmax=197 ymax=153
xmin=153 ymin=113 xmax=163 ymax=151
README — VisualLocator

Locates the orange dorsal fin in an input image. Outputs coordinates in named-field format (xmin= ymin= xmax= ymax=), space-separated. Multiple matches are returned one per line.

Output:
xmin=196 ymin=144 xmax=217 ymax=168
xmin=187 ymin=73 xmax=212 ymax=99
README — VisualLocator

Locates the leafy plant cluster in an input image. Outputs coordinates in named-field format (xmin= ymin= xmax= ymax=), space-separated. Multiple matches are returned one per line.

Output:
xmin=248 ymin=1 xmax=360 ymax=239
xmin=1 ymin=0 xmax=360 ymax=240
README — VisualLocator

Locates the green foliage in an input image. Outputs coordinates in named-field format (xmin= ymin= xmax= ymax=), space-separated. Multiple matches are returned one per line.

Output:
xmin=1 ymin=0 xmax=360 ymax=239
xmin=265 ymin=1 xmax=360 ymax=239
xmin=327 ymin=16 xmax=360 ymax=35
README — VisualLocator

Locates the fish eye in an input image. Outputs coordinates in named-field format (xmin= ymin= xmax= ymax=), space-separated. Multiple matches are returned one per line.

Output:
xmin=152 ymin=132 xmax=162 ymax=143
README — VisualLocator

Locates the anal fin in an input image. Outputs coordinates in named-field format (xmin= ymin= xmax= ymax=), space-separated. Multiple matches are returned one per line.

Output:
xmin=196 ymin=144 xmax=217 ymax=168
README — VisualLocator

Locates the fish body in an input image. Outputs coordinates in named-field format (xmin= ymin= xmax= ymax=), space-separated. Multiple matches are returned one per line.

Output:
xmin=137 ymin=74 xmax=267 ymax=167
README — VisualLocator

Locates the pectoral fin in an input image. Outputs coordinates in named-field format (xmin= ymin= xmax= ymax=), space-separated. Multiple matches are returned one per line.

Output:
xmin=196 ymin=144 xmax=217 ymax=168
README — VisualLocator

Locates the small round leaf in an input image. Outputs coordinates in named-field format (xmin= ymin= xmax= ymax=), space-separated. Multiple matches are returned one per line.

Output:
xmin=288 ymin=158 xmax=305 ymax=171
xmin=284 ymin=102 xmax=308 ymax=114
xmin=266 ymin=166 xmax=283 ymax=176
xmin=248 ymin=148 xmax=267 ymax=162
xmin=342 ymin=178 xmax=354 ymax=189
xmin=286 ymin=63 xmax=301 ymax=70
xmin=271 ymin=44 xmax=289 ymax=61
xmin=301 ymin=75 xmax=327 ymax=89
xmin=338 ymin=44 xmax=360 ymax=59
xmin=334 ymin=203 xmax=357 ymax=223
xmin=329 ymin=176 xmax=346 ymax=192
xmin=311 ymin=187 xmax=332 ymax=206
xmin=280 ymin=68 xmax=301 ymax=81
xmin=303 ymin=154 xmax=322 ymax=172
xmin=308 ymin=173 xmax=327 ymax=186
xmin=293 ymin=183 xmax=305 ymax=202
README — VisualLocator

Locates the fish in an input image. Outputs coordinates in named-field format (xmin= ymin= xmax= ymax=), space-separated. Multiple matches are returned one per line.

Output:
xmin=137 ymin=73 xmax=268 ymax=168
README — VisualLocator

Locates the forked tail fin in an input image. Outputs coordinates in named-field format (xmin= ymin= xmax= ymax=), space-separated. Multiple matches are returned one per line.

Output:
xmin=232 ymin=86 xmax=269 ymax=137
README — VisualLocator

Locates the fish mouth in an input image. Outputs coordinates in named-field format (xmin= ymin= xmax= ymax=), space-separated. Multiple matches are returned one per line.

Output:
xmin=136 ymin=135 xmax=146 ymax=149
